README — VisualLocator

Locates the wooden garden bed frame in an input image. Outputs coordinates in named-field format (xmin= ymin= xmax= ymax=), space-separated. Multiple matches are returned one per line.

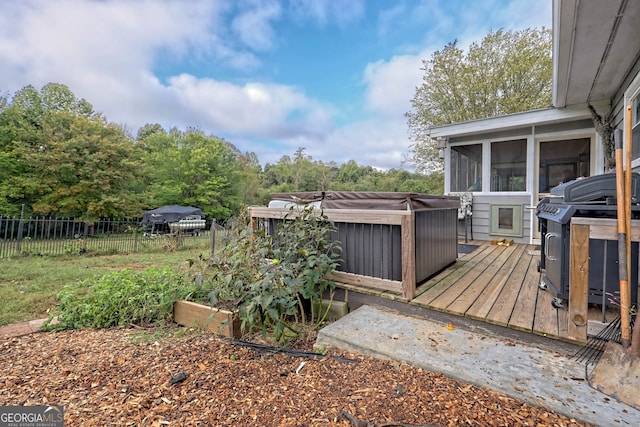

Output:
xmin=173 ymin=300 xmax=241 ymax=338
xmin=248 ymin=207 xmax=417 ymax=300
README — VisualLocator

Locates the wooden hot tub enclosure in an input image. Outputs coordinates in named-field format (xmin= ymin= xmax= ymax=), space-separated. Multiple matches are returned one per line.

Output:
xmin=248 ymin=192 xmax=460 ymax=300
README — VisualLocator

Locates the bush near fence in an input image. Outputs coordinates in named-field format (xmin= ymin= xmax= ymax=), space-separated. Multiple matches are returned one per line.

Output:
xmin=0 ymin=216 xmax=213 ymax=258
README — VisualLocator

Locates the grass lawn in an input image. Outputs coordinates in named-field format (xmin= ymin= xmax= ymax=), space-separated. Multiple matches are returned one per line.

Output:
xmin=0 ymin=246 xmax=212 ymax=326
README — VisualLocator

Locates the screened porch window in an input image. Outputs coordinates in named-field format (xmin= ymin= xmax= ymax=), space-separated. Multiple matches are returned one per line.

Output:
xmin=539 ymin=138 xmax=590 ymax=192
xmin=490 ymin=139 xmax=526 ymax=192
xmin=450 ymin=144 xmax=482 ymax=192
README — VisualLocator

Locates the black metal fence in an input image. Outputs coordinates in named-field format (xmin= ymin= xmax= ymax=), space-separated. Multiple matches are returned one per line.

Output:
xmin=0 ymin=216 xmax=213 ymax=258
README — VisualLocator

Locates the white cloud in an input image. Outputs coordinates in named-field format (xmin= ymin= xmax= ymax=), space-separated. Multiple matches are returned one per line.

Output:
xmin=363 ymin=54 xmax=425 ymax=118
xmin=232 ymin=0 xmax=282 ymax=51
xmin=0 ymin=0 xmax=257 ymax=91
xmin=0 ymin=0 xmax=551 ymax=172
xmin=320 ymin=118 xmax=409 ymax=169
xmin=0 ymin=0 xmax=442 ymax=171
xmin=2 ymin=0 xmax=219 ymax=71
xmin=167 ymin=74 xmax=334 ymax=139
xmin=377 ymin=4 xmax=406 ymax=37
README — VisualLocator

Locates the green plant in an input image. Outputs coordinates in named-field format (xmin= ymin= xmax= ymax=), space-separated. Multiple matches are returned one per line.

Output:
xmin=186 ymin=206 xmax=342 ymax=344
xmin=0 ymin=247 xmax=210 ymax=326
xmin=45 ymin=267 xmax=194 ymax=330
xmin=274 ymin=207 xmax=341 ymax=325
xmin=63 ymin=238 xmax=87 ymax=255
xmin=314 ymin=345 xmax=327 ymax=356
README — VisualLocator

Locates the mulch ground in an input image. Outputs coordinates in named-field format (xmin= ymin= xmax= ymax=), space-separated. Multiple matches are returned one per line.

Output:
xmin=0 ymin=325 xmax=593 ymax=426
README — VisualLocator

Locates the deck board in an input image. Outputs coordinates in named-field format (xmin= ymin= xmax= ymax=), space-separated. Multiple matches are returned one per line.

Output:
xmin=533 ymin=282 xmax=561 ymax=338
xmin=428 ymin=259 xmax=493 ymax=312
xmin=445 ymin=245 xmax=519 ymax=315
xmin=483 ymin=246 xmax=533 ymax=327
xmin=506 ymin=255 xmax=541 ymax=332
xmin=413 ymin=245 xmax=500 ymax=308
xmin=465 ymin=244 xmax=528 ymax=321
xmin=557 ymin=304 xmax=569 ymax=339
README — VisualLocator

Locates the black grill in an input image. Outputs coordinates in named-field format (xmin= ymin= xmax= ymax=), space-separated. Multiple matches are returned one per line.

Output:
xmin=536 ymin=173 xmax=640 ymax=308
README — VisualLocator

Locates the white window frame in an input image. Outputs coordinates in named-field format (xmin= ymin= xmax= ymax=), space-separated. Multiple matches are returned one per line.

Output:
xmin=626 ymin=71 xmax=640 ymax=169
xmin=486 ymin=136 xmax=531 ymax=195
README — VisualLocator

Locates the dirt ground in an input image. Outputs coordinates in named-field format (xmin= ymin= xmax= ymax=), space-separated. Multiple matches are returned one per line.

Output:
xmin=0 ymin=325 xmax=593 ymax=427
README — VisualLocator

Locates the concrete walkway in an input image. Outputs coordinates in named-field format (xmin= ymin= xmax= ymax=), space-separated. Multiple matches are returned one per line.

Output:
xmin=0 ymin=318 xmax=49 ymax=339
xmin=315 ymin=305 xmax=639 ymax=427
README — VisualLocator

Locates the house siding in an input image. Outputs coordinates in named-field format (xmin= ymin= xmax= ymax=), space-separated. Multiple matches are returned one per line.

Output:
xmin=610 ymin=55 xmax=640 ymax=172
xmin=468 ymin=194 xmax=532 ymax=245
xmin=610 ymin=56 xmax=640 ymax=130
xmin=535 ymin=119 xmax=593 ymax=135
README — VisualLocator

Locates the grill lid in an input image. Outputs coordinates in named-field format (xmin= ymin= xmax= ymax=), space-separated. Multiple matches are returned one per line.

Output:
xmin=549 ymin=172 xmax=640 ymax=204
xmin=537 ymin=172 xmax=640 ymax=224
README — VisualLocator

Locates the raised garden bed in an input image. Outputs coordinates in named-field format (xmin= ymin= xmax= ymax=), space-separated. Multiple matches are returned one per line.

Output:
xmin=173 ymin=300 xmax=241 ymax=338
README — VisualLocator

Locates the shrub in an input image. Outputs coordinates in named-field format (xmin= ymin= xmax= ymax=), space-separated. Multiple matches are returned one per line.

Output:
xmin=184 ymin=206 xmax=342 ymax=343
xmin=46 ymin=267 xmax=194 ymax=330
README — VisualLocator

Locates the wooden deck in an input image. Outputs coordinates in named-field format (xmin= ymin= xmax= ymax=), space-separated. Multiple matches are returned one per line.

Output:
xmin=410 ymin=240 xmax=574 ymax=341
xmin=332 ymin=241 xmax=571 ymax=341
xmin=332 ymin=237 xmax=625 ymax=344
xmin=331 ymin=239 xmax=589 ymax=342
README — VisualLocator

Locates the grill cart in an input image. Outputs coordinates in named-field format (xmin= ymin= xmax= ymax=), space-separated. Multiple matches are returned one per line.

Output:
xmin=142 ymin=205 xmax=206 ymax=236
xmin=536 ymin=173 xmax=640 ymax=308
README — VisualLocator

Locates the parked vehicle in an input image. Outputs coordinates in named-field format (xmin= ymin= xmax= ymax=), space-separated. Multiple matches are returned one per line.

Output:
xmin=142 ymin=206 xmax=206 ymax=235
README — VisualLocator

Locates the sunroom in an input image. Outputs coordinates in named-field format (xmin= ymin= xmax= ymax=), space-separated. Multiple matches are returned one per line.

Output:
xmin=429 ymin=0 xmax=640 ymax=245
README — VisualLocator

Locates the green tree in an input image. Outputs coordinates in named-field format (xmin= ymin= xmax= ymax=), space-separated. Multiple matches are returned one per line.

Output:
xmin=23 ymin=113 xmax=144 ymax=218
xmin=291 ymin=147 xmax=316 ymax=191
xmin=317 ymin=160 xmax=337 ymax=191
xmin=263 ymin=155 xmax=295 ymax=193
xmin=0 ymin=83 xmax=129 ymax=216
xmin=263 ymin=149 xmax=338 ymax=194
xmin=337 ymin=160 xmax=362 ymax=185
xmin=237 ymin=151 xmax=266 ymax=206
xmin=40 ymin=83 xmax=95 ymax=117
xmin=136 ymin=123 xmax=166 ymax=141
xmin=405 ymin=27 xmax=552 ymax=173
xmin=261 ymin=152 xmax=442 ymax=195
xmin=141 ymin=129 xmax=243 ymax=219
xmin=397 ymin=172 xmax=444 ymax=194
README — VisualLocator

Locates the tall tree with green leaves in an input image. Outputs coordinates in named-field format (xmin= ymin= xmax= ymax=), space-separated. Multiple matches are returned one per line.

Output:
xmin=0 ymin=83 xmax=139 ymax=217
xmin=139 ymin=128 xmax=243 ymax=219
xmin=405 ymin=27 xmax=552 ymax=173
xmin=236 ymin=150 xmax=266 ymax=206
xmin=26 ymin=113 xmax=144 ymax=218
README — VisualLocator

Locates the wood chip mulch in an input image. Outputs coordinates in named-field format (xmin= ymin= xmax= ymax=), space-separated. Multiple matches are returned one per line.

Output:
xmin=0 ymin=326 xmax=593 ymax=426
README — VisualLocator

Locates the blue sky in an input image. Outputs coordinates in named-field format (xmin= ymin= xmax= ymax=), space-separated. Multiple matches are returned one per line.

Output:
xmin=0 ymin=0 xmax=551 ymax=170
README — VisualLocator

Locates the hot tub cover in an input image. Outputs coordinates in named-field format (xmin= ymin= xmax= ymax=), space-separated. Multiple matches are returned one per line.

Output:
xmin=269 ymin=191 xmax=459 ymax=210
xmin=142 ymin=205 xmax=204 ymax=225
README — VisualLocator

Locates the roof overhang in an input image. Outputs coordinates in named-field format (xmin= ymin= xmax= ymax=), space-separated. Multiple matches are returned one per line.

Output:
xmin=553 ymin=0 xmax=640 ymax=107
xmin=428 ymin=103 xmax=601 ymax=140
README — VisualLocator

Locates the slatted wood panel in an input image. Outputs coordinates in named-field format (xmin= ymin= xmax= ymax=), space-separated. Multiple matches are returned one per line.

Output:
xmin=411 ymin=241 xmax=569 ymax=340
